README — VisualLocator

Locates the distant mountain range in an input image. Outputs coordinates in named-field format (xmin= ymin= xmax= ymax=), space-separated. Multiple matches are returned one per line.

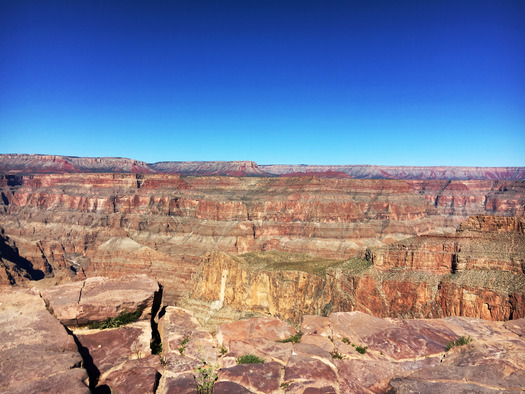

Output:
xmin=1 ymin=154 xmax=524 ymax=180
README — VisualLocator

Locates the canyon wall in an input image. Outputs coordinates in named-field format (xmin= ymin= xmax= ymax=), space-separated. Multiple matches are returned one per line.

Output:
xmin=1 ymin=171 xmax=523 ymax=308
xmin=193 ymin=215 xmax=525 ymax=323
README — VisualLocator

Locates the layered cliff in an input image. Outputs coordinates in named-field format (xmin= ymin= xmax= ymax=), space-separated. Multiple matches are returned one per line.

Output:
xmin=1 ymin=172 xmax=524 ymax=302
xmin=192 ymin=215 xmax=525 ymax=323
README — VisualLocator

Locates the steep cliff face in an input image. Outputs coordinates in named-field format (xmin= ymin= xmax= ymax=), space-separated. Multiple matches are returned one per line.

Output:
xmin=192 ymin=216 xmax=525 ymax=322
xmin=0 ymin=172 xmax=524 ymax=305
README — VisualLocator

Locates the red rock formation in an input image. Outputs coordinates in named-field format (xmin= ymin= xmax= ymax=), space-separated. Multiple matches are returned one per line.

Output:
xmin=194 ymin=214 xmax=524 ymax=322
xmin=1 ymin=171 xmax=524 ymax=305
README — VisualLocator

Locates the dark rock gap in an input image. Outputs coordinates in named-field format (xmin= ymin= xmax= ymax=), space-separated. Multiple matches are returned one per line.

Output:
xmin=64 ymin=326 xmax=101 ymax=390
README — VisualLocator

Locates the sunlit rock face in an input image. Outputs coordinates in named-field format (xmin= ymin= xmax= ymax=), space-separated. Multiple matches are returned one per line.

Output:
xmin=0 ymin=167 xmax=525 ymax=304
xmin=0 ymin=287 xmax=90 ymax=393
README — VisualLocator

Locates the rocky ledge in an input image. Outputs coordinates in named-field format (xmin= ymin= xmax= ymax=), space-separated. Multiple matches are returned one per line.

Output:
xmin=1 ymin=275 xmax=525 ymax=393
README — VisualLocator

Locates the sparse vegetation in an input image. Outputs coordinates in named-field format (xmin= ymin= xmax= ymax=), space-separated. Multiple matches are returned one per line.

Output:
xmin=330 ymin=351 xmax=343 ymax=359
xmin=88 ymin=309 xmax=142 ymax=329
xmin=236 ymin=251 xmax=371 ymax=277
xmin=278 ymin=331 xmax=303 ymax=343
xmin=349 ymin=342 xmax=368 ymax=354
xmin=195 ymin=359 xmax=218 ymax=394
xmin=236 ymin=354 xmax=265 ymax=364
xmin=178 ymin=336 xmax=190 ymax=355
xmin=342 ymin=337 xmax=350 ymax=345
xmin=220 ymin=346 xmax=227 ymax=355
xmin=355 ymin=345 xmax=368 ymax=354
xmin=446 ymin=336 xmax=472 ymax=351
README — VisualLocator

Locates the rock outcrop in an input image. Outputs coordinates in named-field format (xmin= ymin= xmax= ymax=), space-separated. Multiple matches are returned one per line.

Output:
xmin=0 ymin=287 xmax=89 ymax=393
xmin=2 ymin=274 xmax=524 ymax=393
xmin=192 ymin=214 xmax=524 ymax=322
xmin=157 ymin=309 xmax=525 ymax=393
xmin=193 ymin=250 xmax=525 ymax=323
xmin=36 ymin=274 xmax=162 ymax=392
xmin=41 ymin=275 xmax=159 ymax=326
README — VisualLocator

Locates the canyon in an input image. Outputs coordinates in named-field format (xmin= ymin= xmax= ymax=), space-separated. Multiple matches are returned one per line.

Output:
xmin=0 ymin=155 xmax=524 ymax=315
xmin=0 ymin=153 xmax=524 ymax=392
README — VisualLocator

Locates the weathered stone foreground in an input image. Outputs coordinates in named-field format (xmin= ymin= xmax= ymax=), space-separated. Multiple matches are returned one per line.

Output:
xmin=2 ymin=275 xmax=525 ymax=393
xmin=160 ymin=308 xmax=525 ymax=393
xmin=0 ymin=287 xmax=90 ymax=393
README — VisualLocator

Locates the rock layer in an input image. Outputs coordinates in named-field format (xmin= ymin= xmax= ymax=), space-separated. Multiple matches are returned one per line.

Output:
xmin=1 ymin=172 xmax=524 ymax=304
xmin=2 ymin=154 xmax=524 ymax=179
xmin=193 ymin=213 xmax=525 ymax=323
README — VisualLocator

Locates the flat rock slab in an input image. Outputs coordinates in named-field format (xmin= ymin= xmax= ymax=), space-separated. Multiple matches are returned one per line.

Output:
xmin=75 ymin=320 xmax=152 ymax=376
xmin=336 ymin=358 xmax=406 ymax=393
xmin=41 ymin=274 xmax=159 ymax=326
xmin=285 ymin=381 xmax=338 ymax=393
xmin=213 ymin=381 xmax=253 ymax=393
xmin=226 ymin=337 xmax=293 ymax=366
xmin=504 ymin=318 xmax=525 ymax=337
xmin=158 ymin=306 xmax=218 ymax=365
xmin=97 ymin=354 xmax=161 ymax=394
xmin=398 ymin=341 xmax=525 ymax=390
xmin=300 ymin=335 xmax=334 ymax=353
xmin=217 ymin=361 xmax=283 ymax=393
xmin=217 ymin=316 xmax=297 ymax=346
xmin=284 ymin=355 xmax=338 ymax=389
xmin=0 ymin=287 xmax=89 ymax=392
xmin=157 ymin=372 xmax=198 ymax=394
xmin=362 ymin=319 xmax=457 ymax=359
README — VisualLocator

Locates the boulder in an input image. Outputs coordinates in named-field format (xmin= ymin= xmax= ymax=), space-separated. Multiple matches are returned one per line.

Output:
xmin=0 ymin=287 xmax=89 ymax=393
xmin=41 ymin=274 xmax=159 ymax=326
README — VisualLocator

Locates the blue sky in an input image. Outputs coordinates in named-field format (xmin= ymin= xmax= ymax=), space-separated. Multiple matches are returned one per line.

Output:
xmin=1 ymin=1 xmax=524 ymax=166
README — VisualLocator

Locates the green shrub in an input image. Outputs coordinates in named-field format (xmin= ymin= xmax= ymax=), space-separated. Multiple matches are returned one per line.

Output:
xmin=236 ymin=354 xmax=265 ymax=364
xmin=342 ymin=337 xmax=350 ymax=345
xmin=195 ymin=359 xmax=217 ymax=394
xmin=220 ymin=346 xmax=228 ymax=355
xmin=178 ymin=336 xmax=190 ymax=355
xmin=278 ymin=331 xmax=303 ymax=343
xmin=355 ymin=345 xmax=368 ymax=354
xmin=446 ymin=336 xmax=472 ymax=351
xmin=88 ymin=310 xmax=143 ymax=329
xmin=330 ymin=351 xmax=343 ymax=359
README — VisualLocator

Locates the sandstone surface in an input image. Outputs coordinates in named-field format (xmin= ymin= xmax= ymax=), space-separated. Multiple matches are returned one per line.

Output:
xmin=40 ymin=274 xmax=159 ymax=326
xmin=0 ymin=287 xmax=89 ymax=393
xmin=3 ymin=272 xmax=524 ymax=393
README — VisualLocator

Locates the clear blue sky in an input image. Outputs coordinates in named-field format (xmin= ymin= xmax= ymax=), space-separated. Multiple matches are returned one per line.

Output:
xmin=1 ymin=1 xmax=524 ymax=166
